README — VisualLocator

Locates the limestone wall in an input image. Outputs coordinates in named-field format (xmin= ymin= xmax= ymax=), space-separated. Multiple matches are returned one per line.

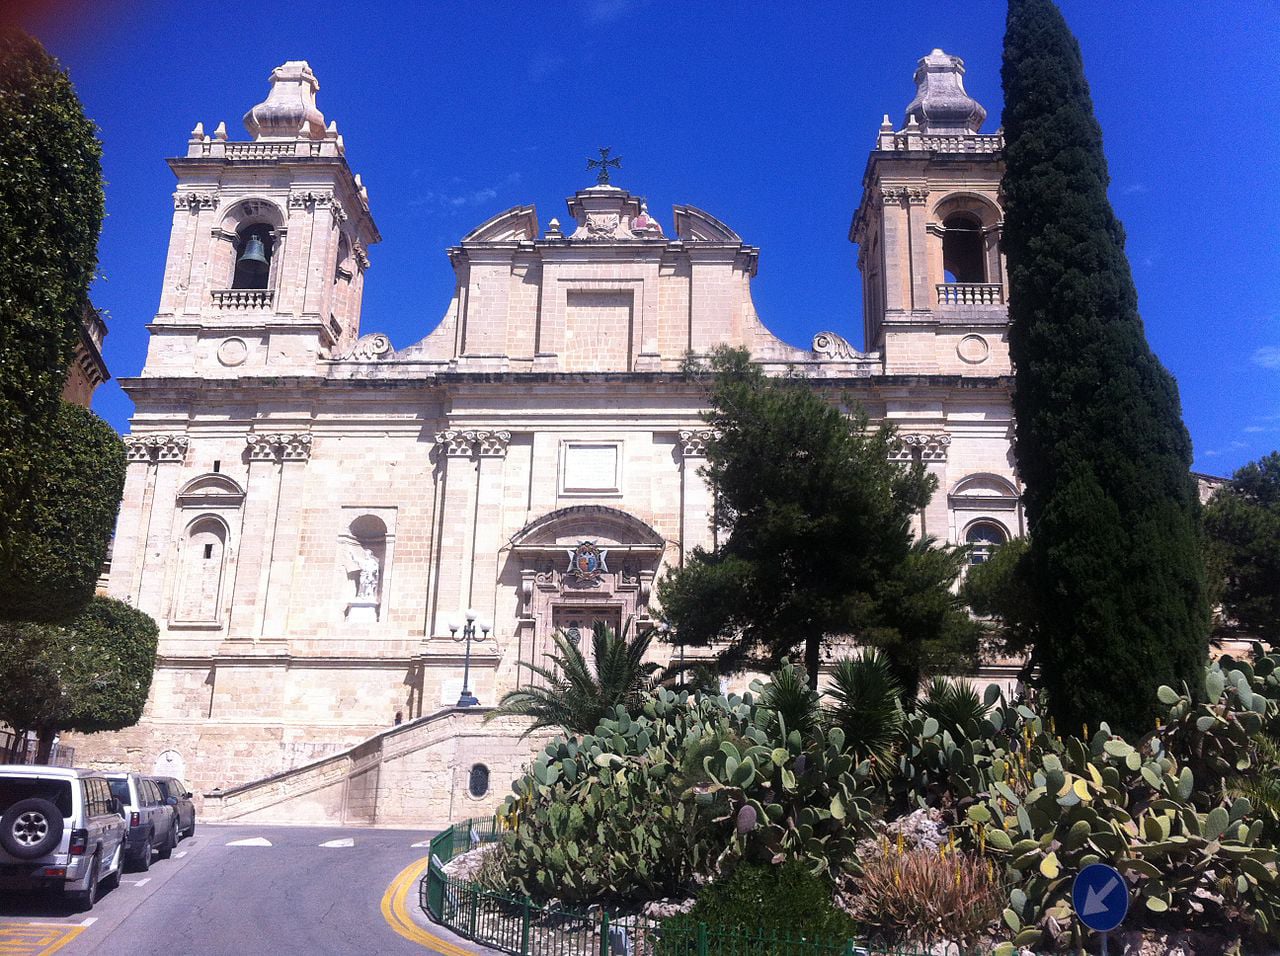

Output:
xmin=200 ymin=709 xmax=552 ymax=828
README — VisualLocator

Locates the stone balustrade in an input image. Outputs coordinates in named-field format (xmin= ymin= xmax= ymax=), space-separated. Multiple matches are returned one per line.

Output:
xmin=883 ymin=131 xmax=1004 ymax=153
xmin=211 ymin=288 xmax=275 ymax=310
xmin=937 ymin=282 xmax=1004 ymax=306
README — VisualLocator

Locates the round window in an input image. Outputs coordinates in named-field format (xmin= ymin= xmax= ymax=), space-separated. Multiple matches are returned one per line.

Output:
xmin=965 ymin=521 xmax=1008 ymax=565
xmin=468 ymin=763 xmax=490 ymax=798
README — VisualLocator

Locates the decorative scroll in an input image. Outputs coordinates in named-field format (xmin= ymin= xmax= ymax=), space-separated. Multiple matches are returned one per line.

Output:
xmin=332 ymin=332 xmax=392 ymax=362
xmin=811 ymin=331 xmax=862 ymax=360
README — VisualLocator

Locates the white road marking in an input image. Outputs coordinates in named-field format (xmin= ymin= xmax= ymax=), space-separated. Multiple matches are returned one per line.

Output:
xmin=174 ymin=850 xmax=187 ymax=858
xmin=225 ymin=837 xmax=273 ymax=847
xmin=122 ymin=877 xmax=152 ymax=886
xmin=410 ymin=840 xmax=431 ymax=847
xmin=319 ymin=838 xmax=354 ymax=848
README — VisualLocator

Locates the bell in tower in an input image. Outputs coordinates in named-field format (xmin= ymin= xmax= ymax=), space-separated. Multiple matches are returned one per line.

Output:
xmin=232 ymin=227 xmax=272 ymax=290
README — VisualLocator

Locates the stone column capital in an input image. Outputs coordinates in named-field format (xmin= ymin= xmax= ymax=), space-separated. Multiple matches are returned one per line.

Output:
xmin=245 ymin=432 xmax=313 ymax=462
xmin=678 ymin=428 xmax=717 ymax=459
xmin=124 ymin=434 xmax=189 ymax=464
xmin=475 ymin=430 xmax=512 ymax=458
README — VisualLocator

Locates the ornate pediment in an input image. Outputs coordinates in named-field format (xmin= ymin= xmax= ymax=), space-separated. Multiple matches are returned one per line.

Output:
xmin=510 ymin=505 xmax=665 ymax=551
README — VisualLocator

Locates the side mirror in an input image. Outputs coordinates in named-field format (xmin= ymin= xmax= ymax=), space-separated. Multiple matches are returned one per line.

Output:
xmin=109 ymin=797 xmax=123 ymax=816
xmin=165 ymin=796 xmax=178 ymax=806
xmin=184 ymin=792 xmax=193 ymax=799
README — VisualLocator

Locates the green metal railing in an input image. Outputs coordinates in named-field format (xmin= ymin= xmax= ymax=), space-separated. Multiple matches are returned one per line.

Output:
xmin=419 ymin=818 xmax=932 ymax=956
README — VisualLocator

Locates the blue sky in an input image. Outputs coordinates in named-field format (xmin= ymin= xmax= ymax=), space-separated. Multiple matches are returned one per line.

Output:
xmin=22 ymin=0 xmax=1280 ymax=475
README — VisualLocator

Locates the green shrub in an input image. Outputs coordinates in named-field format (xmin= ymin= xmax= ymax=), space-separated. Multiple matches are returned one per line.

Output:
xmin=663 ymin=860 xmax=861 ymax=952
xmin=493 ymin=671 xmax=874 ymax=904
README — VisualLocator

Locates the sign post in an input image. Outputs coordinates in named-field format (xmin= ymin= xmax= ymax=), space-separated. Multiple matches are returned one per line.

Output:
xmin=1072 ymin=863 xmax=1128 ymax=954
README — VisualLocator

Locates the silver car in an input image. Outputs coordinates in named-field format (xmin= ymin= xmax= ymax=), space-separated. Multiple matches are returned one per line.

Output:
xmin=0 ymin=765 xmax=126 ymax=910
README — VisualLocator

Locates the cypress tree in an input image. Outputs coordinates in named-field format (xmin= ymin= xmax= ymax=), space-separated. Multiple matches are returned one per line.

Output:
xmin=1001 ymin=0 xmax=1208 ymax=733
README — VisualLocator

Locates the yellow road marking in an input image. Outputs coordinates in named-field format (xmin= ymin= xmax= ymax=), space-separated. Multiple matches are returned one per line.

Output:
xmin=0 ymin=923 xmax=87 ymax=956
xmin=380 ymin=856 xmax=474 ymax=956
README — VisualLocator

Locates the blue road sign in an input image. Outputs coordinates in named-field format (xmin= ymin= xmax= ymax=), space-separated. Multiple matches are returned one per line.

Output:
xmin=1073 ymin=863 xmax=1129 ymax=933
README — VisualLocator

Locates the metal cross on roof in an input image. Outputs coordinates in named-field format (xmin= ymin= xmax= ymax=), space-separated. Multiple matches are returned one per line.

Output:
xmin=586 ymin=147 xmax=622 ymax=185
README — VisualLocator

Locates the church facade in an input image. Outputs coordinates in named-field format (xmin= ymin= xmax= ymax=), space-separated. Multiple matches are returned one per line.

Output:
xmin=81 ymin=50 xmax=1023 ymax=802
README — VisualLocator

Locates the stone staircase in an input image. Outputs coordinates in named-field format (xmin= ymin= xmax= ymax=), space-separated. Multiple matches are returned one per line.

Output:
xmin=201 ymin=707 xmax=550 ymax=828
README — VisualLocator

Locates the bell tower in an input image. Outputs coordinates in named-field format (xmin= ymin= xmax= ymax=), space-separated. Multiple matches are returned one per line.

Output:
xmin=851 ymin=50 xmax=1008 ymax=376
xmin=144 ymin=61 xmax=380 ymax=376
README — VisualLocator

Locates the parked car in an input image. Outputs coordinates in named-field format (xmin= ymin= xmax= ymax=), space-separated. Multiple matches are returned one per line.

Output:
xmin=0 ymin=765 xmax=126 ymax=910
xmin=149 ymin=776 xmax=195 ymax=839
xmin=104 ymin=772 xmax=177 ymax=871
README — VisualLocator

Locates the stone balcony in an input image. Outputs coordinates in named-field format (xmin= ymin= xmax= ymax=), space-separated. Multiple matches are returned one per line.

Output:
xmin=211 ymin=288 xmax=275 ymax=310
xmin=937 ymin=283 xmax=1004 ymax=306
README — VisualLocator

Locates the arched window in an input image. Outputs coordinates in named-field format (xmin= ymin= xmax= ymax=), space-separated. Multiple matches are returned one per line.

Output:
xmin=942 ymin=212 xmax=985 ymax=283
xmin=176 ymin=516 xmax=228 ymax=623
xmin=965 ymin=521 xmax=1008 ymax=565
xmin=468 ymin=764 xmax=490 ymax=798
xmin=231 ymin=223 xmax=276 ymax=290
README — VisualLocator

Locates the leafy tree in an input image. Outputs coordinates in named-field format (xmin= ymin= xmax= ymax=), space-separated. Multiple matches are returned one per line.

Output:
xmin=1 ymin=402 xmax=126 ymax=622
xmin=1203 ymin=452 xmax=1280 ymax=644
xmin=0 ymin=29 xmax=105 ymax=560
xmin=0 ymin=596 xmax=158 ymax=762
xmin=486 ymin=622 xmax=659 ymax=736
xmin=961 ymin=536 xmax=1040 ymax=656
xmin=657 ymin=347 xmax=978 ymax=691
xmin=1001 ymin=0 xmax=1209 ymax=733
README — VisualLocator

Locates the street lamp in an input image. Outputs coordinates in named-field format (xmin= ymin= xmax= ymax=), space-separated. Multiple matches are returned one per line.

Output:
xmin=448 ymin=608 xmax=490 ymax=707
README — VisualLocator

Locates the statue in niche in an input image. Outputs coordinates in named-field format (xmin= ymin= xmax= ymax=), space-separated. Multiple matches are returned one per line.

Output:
xmin=346 ymin=543 xmax=381 ymax=600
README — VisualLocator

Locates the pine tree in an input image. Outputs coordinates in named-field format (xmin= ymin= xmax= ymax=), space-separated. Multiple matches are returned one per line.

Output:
xmin=657 ymin=347 xmax=979 ymax=692
xmin=1001 ymin=0 xmax=1208 ymax=733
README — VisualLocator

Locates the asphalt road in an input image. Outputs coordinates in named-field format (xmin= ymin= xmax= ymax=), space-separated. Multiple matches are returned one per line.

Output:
xmin=0 ymin=824 xmax=488 ymax=956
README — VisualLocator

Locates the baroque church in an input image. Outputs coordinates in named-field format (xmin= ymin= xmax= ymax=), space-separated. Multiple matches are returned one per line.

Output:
xmin=77 ymin=50 xmax=1024 ymax=824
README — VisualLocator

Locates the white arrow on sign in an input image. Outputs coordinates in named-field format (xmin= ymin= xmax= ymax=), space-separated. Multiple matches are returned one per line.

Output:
xmin=1082 ymin=874 xmax=1121 ymax=916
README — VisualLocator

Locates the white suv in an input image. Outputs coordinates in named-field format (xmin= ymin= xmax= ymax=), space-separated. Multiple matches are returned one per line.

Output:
xmin=0 ymin=766 xmax=126 ymax=910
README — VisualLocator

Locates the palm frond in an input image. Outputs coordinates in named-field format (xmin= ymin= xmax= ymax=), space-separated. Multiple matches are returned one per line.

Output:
xmin=919 ymin=676 xmax=986 ymax=737
xmin=759 ymin=659 xmax=822 ymax=742
xmin=826 ymin=648 xmax=904 ymax=771
xmin=485 ymin=620 xmax=658 ymax=737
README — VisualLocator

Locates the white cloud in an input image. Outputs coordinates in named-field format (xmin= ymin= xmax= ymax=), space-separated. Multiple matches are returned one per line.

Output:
xmin=1121 ymin=183 xmax=1148 ymax=195
xmin=1252 ymin=346 xmax=1280 ymax=370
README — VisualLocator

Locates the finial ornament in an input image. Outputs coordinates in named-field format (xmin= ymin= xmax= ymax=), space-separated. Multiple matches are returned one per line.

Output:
xmin=586 ymin=146 xmax=622 ymax=185
xmin=243 ymin=61 xmax=326 ymax=141
xmin=903 ymin=49 xmax=986 ymax=134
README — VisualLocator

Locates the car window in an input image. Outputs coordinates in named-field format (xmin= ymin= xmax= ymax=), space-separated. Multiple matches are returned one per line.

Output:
xmin=153 ymin=779 xmax=172 ymax=799
xmin=107 ymin=778 xmax=130 ymax=806
xmin=147 ymin=780 xmax=162 ymax=805
xmin=87 ymin=778 xmax=112 ymax=817
xmin=0 ymin=778 xmax=73 ymax=817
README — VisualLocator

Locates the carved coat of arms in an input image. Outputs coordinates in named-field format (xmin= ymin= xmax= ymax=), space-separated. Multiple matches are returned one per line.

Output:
xmin=565 ymin=541 xmax=609 ymax=582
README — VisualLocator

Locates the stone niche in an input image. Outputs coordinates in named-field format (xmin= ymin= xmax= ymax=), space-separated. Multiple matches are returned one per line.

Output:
xmin=507 ymin=505 xmax=665 ymax=675
xmin=338 ymin=506 xmax=397 ymax=624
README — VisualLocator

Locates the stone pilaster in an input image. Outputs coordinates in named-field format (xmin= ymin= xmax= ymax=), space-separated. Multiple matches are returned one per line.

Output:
xmin=429 ymin=430 xmax=480 ymax=636
xmin=128 ymin=436 xmax=190 ymax=618
xmin=469 ymin=430 xmax=512 ymax=642
xmin=678 ymin=429 xmax=717 ymax=559
xmin=905 ymin=187 xmax=931 ymax=312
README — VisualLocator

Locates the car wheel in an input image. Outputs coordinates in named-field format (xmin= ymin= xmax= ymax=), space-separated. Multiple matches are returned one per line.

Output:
xmin=74 ymin=853 xmax=100 ymax=912
xmin=0 ymin=798 xmax=65 ymax=860
xmin=186 ymin=818 xmax=196 ymax=837
xmin=157 ymin=823 xmax=176 ymax=859
xmin=133 ymin=836 xmax=152 ymax=872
